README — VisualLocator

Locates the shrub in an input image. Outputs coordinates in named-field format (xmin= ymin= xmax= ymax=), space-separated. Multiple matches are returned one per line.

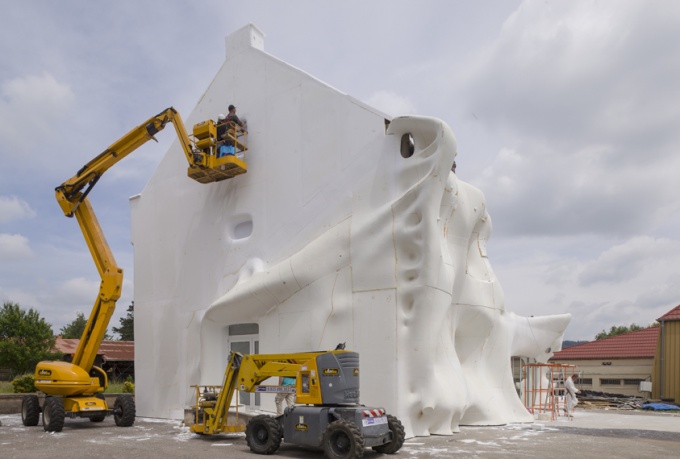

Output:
xmin=123 ymin=375 xmax=134 ymax=394
xmin=12 ymin=374 xmax=37 ymax=393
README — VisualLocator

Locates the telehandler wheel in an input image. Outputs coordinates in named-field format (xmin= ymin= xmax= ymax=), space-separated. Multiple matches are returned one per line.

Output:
xmin=42 ymin=397 xmax=65 ymax=432
xmin=89 ymin=414 xmax=106 ymax=422
xmin=246 ymin=415 xmax=282 ymax=455
xmin=21 ymin=395 xmax=40 ymax=426
xmin=371 ymin=414 xmax=405 ymax=454
xmin=113 ymin=395 xmax=135 ymax=427
xmin=323 ymin=419 xmax=365 ymax=459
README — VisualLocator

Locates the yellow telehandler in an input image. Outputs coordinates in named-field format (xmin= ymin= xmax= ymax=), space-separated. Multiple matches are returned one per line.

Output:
xmin=189 ymin=347 xmax=405 ymax=458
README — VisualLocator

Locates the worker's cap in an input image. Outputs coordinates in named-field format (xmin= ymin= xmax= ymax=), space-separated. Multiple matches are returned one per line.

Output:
xmin=218 ymin=114 xmax=225 ymax=120
xmin=228 ymin=104 xmax=236 ymax=110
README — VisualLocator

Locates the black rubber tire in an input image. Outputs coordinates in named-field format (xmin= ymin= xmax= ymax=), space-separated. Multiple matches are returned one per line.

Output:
xmin=89 ymin=414 xmax=106 ymax=422
xmin=323 ymin=419 xmax=365 ymax=459
xmin=42 ymin=397 xmax=65 ymax=432
xmin=113 ymin=395 xmax=135 ymax=427
xmin=245 ymin=414 xmax=282 ymax=455
xmin=21 ymin=395 xmax=40 ymax=426
xmin=89 ymin=393 xmax=106 ymax=422
xmin=371 ymin=414 xmax=405 ymax=454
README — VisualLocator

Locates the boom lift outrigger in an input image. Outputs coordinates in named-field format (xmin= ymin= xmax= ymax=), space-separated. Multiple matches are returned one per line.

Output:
xmin=21 ymin=107 xmax=247 ymax=432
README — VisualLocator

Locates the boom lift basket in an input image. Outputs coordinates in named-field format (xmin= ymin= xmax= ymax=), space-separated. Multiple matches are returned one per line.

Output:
xmin=188 ymin=120 xmax=248 ymax=183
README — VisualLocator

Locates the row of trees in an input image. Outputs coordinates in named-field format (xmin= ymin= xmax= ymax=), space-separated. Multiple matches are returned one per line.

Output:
xmin=594 ymin=322 xmax=657 ymax=340
xmin=57 ymin=302 xmax=134 ymax=341
xmin=0 ymin=300 xmax=133 ymax=377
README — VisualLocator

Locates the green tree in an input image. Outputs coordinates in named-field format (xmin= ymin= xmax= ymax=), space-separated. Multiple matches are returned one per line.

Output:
xmin=59 ymin=312 xmax=87 ymax=339
xmin=59 ymin=311 xmax=112 ymax=340
xmin=113 ymin=302 xmax=134 ymax=341
xmin=595 ymin=323 xmax=644 ymax=341
xmin=0 ymin=301 xmax=62 ymax=376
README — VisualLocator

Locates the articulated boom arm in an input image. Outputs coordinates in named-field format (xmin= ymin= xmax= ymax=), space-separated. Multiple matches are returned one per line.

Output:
xmin=195 ymin=352 xmax=317 ymax=435
xmin=54 ymin=108 xmax=195 ymax=372
xmin=237 ymin=352 xmax=318 ymax=390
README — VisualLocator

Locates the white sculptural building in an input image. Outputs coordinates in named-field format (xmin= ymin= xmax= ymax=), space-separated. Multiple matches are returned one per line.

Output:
xmin=131 ymin=24 xmax=571 ymax=438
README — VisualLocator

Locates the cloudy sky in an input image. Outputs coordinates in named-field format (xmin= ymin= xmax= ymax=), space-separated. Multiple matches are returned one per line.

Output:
xmin=1 ymin=0 xmax=679 ymax=341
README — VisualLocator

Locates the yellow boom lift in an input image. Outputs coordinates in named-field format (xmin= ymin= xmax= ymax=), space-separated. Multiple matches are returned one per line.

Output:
xmin=190 ymin=347 xmax=405 ymax=458
xmin=21 ymin=107 xmax=247 ymax=432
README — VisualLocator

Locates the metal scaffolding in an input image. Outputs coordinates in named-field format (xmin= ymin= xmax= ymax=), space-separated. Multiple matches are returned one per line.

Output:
xmin=521 ymin=362 xmax=577 ymax=420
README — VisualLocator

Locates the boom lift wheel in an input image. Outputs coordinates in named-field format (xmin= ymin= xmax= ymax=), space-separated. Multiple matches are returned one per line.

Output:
xmin=371 ymin=414 xmax=405 ymax=454
xmin=245 ymin=415 xmax=282 ymax=455
xmin=322 ymin=419 xmax=365 ymax=459
xmin=89 ymin=393 xmax=107 ymax=422
xmin=113 ymin=395 xmax=136 ymax=427
xmin=21 ymin=395 xmax=40 ymax=426
xmin=42 ymin=397 xmax=65 ymax=432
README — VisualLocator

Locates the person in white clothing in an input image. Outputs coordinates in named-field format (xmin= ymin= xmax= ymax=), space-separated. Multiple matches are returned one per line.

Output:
xmin=564 ymin=373 xmax=581 ymax=419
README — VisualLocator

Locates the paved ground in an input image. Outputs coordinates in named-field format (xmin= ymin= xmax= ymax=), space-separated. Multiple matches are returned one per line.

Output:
xmin=1 ymin=409 xmax=679 ymax=458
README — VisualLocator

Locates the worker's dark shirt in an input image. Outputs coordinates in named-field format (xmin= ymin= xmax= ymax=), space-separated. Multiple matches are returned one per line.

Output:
xmin=227 ymin=113 xmax=243 ymax=127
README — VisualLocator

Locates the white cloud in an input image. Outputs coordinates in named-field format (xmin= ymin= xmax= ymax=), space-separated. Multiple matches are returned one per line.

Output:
xmin=578 ymin=236 xmax=680 ymax=286
xmin=0 ymin=195 xmax=36 ymax=223
xmin=459 ymin=0 xmax=680 ymax=239
xmin=635 ymin=273 xmax=680 ymax=311
xmin=474 ymin=140 xmax=680 ymax=237
xmin=463 ymin=1 xmax=680 ymax=146
xmin=0 ymin=233 xmax=33 ymax=259
xmin=0 ymin=72 xmax=75 ymax=156
xmin=57 ymin=277 xmax=100 ymax=304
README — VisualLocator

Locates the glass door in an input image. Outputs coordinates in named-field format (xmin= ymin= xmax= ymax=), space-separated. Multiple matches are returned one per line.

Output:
xmin=229 ymin=335 xmax=259 ymax=408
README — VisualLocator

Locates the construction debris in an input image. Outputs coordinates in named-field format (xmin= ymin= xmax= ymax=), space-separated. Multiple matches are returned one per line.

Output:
xmin=578 ymin=390 xmax=651 ymax=410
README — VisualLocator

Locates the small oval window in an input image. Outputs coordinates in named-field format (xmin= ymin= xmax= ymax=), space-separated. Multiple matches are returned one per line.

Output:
xmin=233 ymin=220 xmax=253 ymax=239
xmin=400 ymin=133 xmax=414 ymax=158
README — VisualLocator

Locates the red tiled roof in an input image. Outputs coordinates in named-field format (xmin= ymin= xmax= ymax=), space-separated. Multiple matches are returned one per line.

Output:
xmin=54 ymin=338 xmax=134 ymax=361
xmin=658 ymin=304 xmax=680 ymax=322
xmin=550 ymin=326 xmax=659 ymax=360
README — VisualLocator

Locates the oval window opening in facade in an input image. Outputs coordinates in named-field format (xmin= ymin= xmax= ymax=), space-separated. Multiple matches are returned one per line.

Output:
xmin=233 ymin=219 xmax=253 ymax=240
xmin=400 ymin=133 xmax=414 ymax=158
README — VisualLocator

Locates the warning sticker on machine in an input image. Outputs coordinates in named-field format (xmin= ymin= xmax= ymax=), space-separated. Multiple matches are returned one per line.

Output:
xmin=362 ymin=416 xmax=387 ymax=427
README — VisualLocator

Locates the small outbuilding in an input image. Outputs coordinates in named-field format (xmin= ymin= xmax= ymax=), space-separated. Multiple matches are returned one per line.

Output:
xmin=652 ymin=304 xmax=680 ymax=402
xmin=550 ymin=327 xmax=659 ymax=397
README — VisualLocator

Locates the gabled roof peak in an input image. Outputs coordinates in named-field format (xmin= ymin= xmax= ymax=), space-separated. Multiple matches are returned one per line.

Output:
xmin=658 ymin=304 xmax=680 ymax=322
xmin=226 ymin=23 xmax=265 ymax=58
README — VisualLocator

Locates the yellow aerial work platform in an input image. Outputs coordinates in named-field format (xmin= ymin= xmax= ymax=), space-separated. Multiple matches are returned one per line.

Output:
xmin=188 ymin=119 xmax=248 ymax=184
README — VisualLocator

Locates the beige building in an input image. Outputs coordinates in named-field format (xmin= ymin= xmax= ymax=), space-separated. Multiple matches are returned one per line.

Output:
xmin=550 ymin=327 xmax=658 ymax=398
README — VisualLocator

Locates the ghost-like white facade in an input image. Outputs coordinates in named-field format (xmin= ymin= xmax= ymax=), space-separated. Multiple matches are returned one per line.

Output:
xmin=131 ymin=24 xmax=570 ymax=438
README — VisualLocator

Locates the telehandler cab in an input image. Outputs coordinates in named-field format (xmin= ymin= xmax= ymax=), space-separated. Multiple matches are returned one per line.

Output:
xmin=22 ymin=108 xmax=248 ymax=432
xmin=190 ymin=347 xmax=405 ymax=459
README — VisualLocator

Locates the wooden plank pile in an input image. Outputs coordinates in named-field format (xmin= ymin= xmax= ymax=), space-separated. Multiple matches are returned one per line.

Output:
xmin=578 ymin=390 xmax=649 ymax=410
